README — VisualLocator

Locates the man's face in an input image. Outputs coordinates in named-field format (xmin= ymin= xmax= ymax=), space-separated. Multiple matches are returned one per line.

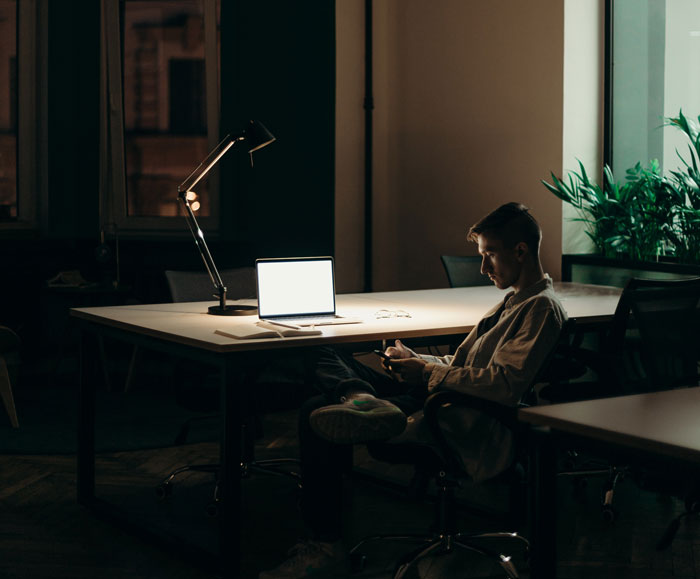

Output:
xmin=477 ymin=232 xmax=523 ymax=290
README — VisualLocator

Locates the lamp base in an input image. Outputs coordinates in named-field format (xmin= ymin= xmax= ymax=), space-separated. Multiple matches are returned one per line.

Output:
xmin=208 ymin=304 xmax=258 ymax=316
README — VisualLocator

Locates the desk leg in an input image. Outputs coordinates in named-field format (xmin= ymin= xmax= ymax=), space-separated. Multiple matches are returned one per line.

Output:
xmin=528 ymin=427 xmax=557 ymax=579
xmin=77 ymin=328 xmax=96 ymax=503
xmin=218 ymin=355 xmax=241 ymax=578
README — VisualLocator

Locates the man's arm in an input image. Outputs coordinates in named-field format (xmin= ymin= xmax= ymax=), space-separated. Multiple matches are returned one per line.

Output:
xmin=421 ymin=303 xmax=563 ymax=406
xmin=382 ymin=337 xmax=457 ymax=379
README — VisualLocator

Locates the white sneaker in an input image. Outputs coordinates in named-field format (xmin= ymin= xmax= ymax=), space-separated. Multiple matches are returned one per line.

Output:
xmin=259 ymin=539 xmax=344 ymax=578
xmin=310 ymin=394 xmax=406 ymax=444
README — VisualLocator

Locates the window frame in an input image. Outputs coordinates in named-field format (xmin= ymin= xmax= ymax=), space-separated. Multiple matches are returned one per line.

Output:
xmin=100 ymin=0 xmax=220 ymax=236
xmin=0 ymin=0 xmax=41 ymax=233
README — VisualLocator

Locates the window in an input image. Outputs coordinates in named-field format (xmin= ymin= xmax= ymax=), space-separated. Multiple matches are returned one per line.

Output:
xmin=0 ymin=0 xmax=40 ymax=231
xmin=0 ymin=0 xmax=17 ymax=222
xmin=102 ymin=0 xmax=220 ymax=232
xmin=609 ymin=0 xmax=700 ymax=177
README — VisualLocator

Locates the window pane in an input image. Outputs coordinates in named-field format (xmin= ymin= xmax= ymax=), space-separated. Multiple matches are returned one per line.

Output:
xmin=123 ymin=0 xmax=218 ymax=218
xmin=0 ymin=0 xmax=17 ymax=222
xmin=612 ymin=0 xmax=700 ymax=177
xmin=662 ymin=1 xmax=700 ymax=173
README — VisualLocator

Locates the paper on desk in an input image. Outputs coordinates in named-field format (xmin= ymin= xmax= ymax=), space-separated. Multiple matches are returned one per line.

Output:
xmin=214 ymin=322 xmax=322 ymax=340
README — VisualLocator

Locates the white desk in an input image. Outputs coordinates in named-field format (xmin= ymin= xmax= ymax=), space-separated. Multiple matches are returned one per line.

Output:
xmin=519 ymin=387 xmax=700 ymax=578
xmin=71 ymin=282 xmax=620 ymax=352
xmin=71 ymin=282 xmax=620 ymax=577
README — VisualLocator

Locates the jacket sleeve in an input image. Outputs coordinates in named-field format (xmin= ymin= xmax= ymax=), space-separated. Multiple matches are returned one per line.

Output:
xmin=421 ymin=302 xmax=563 ymax=406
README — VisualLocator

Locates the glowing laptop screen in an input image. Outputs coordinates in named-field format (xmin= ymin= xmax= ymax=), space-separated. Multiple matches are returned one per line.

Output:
xmin=256 ymin=257 xmax=336 ymax=318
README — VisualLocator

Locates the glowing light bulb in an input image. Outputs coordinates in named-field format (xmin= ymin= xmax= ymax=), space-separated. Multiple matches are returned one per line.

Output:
xmin=186 ymin=191 xmax=198 ymax=202
xmin=191 ymin=201 xmax=201 ymax=212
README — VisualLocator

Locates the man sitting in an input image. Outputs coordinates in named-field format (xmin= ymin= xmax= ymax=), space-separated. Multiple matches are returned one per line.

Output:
xmin=260 ymin=202 xmax=567 ymax=579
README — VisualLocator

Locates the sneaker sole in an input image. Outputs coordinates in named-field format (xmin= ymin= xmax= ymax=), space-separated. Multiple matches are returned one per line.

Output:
xmin=310 ymin=406 xmax=407 ymax=444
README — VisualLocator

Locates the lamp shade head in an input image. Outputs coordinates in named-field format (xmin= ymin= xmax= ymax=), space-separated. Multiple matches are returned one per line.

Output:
xmin=243 ymin=120 xmax=276 ymax=153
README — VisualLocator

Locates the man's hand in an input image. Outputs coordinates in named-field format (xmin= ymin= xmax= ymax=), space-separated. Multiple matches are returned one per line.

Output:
xmin=386 ymin=357 xmax=427 ymax=384
xmin=384 ymin=339 xmax=417 ymax=360
xmin=380 ymin=339 xmax=419 ymax=373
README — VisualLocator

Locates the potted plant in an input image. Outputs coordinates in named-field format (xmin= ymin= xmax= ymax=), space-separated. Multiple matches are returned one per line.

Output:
xmin=542 ymin=109 xmax=700 ymax=265
xmin=665 ymin=111 xmax=700 ymax=264
xmin=541 ymin=160 xmax=676 ymax=261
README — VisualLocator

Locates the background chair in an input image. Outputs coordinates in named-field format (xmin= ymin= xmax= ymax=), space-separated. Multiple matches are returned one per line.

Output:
xmin=438 ymin=255 xmax=491 ymax=355
xmin=620 ymin=276 xmax=700 ymax=391
xmin=0 ymin=325 xmax=20 ymax=428
xmin=541 ymin=276 xmax=700 ymax=524
xmin=614 ymin=277 xmax=700 ymax=547
xmin=164 ymin=267 xmax=257 ymax=303
xmin=155 ymin=268 xmax=302 ymax=512
xmin=440 ymin=255 xmax=491 ymax=288
xmin=350 ymin=320 xmax=577 ymax=578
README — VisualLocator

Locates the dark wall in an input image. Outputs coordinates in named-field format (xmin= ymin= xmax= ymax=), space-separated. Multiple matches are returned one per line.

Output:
xmin=46 ymin=0 xmax=101 ymax=239
xmin=221 ymin=1 xmax=336 ymax=261
xmin=1 ymin=0 xmax=335 ymax=360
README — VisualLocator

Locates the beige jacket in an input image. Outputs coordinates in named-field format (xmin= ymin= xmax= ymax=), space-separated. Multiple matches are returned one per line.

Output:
xmin=404 ymin=275 xmax=566 ymax=482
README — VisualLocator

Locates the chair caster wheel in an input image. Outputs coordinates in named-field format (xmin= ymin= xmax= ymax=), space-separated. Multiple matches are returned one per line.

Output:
xmin=602 ymin=505 xmax=617 ymax=522
xmin=349 ymin=552 xmax=366 ymax=573
xmin=155 ymin=482 xmax=172 ymax=500
xmin=206 ymin=502 xmax=219 ymax=517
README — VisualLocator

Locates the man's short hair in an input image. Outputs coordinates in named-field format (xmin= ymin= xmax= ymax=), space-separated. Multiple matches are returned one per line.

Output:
xmin=468 ymin=202 xmax=542 ymax=254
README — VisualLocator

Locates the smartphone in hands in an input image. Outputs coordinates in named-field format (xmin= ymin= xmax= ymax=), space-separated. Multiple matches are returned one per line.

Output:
xmin=373 ymin=349 xmax=391 ymax=360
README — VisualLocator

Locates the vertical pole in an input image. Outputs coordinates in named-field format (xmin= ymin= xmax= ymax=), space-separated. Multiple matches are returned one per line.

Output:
xmin=603 ymin=0 xmax=613 ymax=169
xmin=218 ymin=355 xmax=241 ymax=577
xmin=77 ymin=327 xmax=96 ymax=504
xmin=364 ymin=0 xmax=374 ymax=292
xmin=528 ymin=427 xmax=558 ymax=579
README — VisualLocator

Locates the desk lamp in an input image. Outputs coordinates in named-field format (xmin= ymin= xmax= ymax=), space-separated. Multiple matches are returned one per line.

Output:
xmin=177 ymin=119 xmax=275 ymax=315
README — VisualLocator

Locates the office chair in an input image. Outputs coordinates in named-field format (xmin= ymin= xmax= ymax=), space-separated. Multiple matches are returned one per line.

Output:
xmin=155 ymin=268 xmax=301 ymax=513
xmin=438 ymin=255 xmax=492 ymax=356
xmin=0 ymin=325 xmax=20 ymax=428
xmin=616 ymin=277 xmax=700 ymax=547
xmin=620 ymin=276 xmax=700 ymax=391
xmin=440 ymin=255 xmax=491 ymax=288
xmin=164 ymin=268 xmax=257 ymax=304
xmin=540 ymin=276 xmax=700 ymax=522
xmin=349 ymin=320 xmax=577 ymax=578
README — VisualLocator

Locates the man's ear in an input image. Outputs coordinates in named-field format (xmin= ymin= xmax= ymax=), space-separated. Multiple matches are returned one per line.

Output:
xmin=515 ymin=241 xmax=528 ymax=261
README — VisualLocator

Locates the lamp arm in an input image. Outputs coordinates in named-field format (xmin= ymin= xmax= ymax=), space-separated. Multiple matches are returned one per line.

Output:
xmin=174 ymin=120 xmax=273 ymax=316
xmin=176 ymin=134 xmax=246 ymax=312
xmin=178 ymin=193 xmax=228 ymax=309
xmin=178 ymin=134 xmax=243 ymax=194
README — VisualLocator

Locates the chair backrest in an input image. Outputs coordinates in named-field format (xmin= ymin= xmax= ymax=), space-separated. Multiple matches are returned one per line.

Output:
xmin=610 ymin=276 xmax=700 ymax=391
xmin=440 ymin=255 xmax=491 ymax=287
xmin=164 ymin=267 xmax=257 ymax=303
xmin=522 ymin=317 xmax=579 ymax=406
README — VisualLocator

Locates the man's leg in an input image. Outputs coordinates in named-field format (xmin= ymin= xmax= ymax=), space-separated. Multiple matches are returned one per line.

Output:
xmin=309 ymin=346 xmax=427 ymax=445
xmin=313 ymin=346 xmax=425 ymax=409
xmin=258 ymin=385 xmax=353 ymax=577
xmin=298 ymin=347 xmax=423 ymax=538
xmin=259 ymin=347 xmax=425 ymax=578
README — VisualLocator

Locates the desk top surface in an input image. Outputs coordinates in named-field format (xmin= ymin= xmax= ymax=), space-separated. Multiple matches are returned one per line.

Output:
xmin=519 ymin=387 xmax=700 ymax=463
xmin=70 ymin=282 xmax=620 ymax=354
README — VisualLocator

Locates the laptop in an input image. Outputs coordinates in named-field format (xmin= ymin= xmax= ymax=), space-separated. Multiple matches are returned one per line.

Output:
xmin=255 ymin=257 xmax=360 ymax=326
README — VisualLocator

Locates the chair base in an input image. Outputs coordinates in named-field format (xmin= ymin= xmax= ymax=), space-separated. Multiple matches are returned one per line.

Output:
xmin=155 ymin=458 xmax=301 ymax=516
xmin=350 ymin=531 xmax=528 ymax=579
xmin=241 ymin=457 xmax=302 ymax=484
